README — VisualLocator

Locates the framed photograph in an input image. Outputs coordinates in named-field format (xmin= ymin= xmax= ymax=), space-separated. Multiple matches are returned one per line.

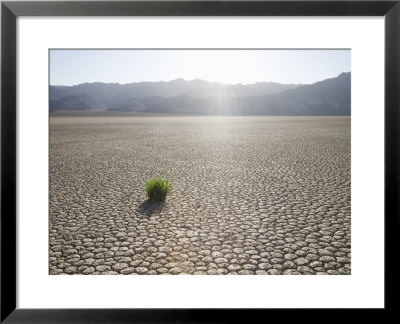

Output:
xmin=1 ymin=0 xmax=399 ymax=322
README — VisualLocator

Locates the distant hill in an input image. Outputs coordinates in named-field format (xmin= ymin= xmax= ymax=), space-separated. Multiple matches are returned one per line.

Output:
xmin=50 ymin=79 xmax=300 ymax=111
xmin=49 ymin=93 xmax=105 ymax=111
xmin=247 ymin=72 xmax=351 ymax=115
xmin=49 ymin=73 xmax=350 ymax=115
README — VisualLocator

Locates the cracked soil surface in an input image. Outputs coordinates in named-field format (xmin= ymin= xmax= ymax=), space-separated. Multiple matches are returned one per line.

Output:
xmin=50 ymin=116 xmax=351 ymax=275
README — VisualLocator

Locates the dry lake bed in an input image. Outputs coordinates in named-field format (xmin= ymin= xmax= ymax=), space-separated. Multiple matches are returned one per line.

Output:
xmin=49 ymin=116 xmax=351 ymax=275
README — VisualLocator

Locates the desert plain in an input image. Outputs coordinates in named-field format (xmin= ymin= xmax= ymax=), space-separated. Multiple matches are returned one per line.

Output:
xmin=49 ymin=116 xmax=351 ymax=275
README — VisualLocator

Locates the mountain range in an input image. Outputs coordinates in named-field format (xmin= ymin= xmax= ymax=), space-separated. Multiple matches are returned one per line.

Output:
xmin=50 ymin=72 xmax=350 ymax=115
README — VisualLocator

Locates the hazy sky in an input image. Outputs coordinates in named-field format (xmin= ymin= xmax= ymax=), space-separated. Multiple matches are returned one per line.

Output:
xmin=50 ymin=49 xmax=350 ymax=86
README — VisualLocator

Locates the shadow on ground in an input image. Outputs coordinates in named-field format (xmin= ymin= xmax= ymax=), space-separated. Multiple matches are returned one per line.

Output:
xmin=136 ymin=200 xmax=166 ymax=217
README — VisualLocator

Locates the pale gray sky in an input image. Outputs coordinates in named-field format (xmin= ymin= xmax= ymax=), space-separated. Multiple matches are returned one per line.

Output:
xmin=50 ymin=49 xmax=350 ymax=86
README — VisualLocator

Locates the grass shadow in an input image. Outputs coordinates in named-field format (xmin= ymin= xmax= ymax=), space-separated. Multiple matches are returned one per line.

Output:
xmin=136 ymin=200 xmax=166 ymax=217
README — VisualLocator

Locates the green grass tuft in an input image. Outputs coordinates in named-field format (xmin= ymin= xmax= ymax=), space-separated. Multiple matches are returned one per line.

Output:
xmin=145 ymin=177 xmax=172 ymax=202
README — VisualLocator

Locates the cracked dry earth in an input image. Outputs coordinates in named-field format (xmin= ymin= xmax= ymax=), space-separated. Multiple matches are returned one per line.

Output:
xmin=49 ymin=116 xmax=351 ymax=275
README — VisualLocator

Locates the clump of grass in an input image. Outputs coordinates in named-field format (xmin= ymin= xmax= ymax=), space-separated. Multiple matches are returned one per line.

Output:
xmin=145 ymin=177 xmax=172 ymax=202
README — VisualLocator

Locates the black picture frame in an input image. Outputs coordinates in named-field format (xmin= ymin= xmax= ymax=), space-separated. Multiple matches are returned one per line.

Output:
xmin=1 ymin=1 xmax=399 ymax=322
